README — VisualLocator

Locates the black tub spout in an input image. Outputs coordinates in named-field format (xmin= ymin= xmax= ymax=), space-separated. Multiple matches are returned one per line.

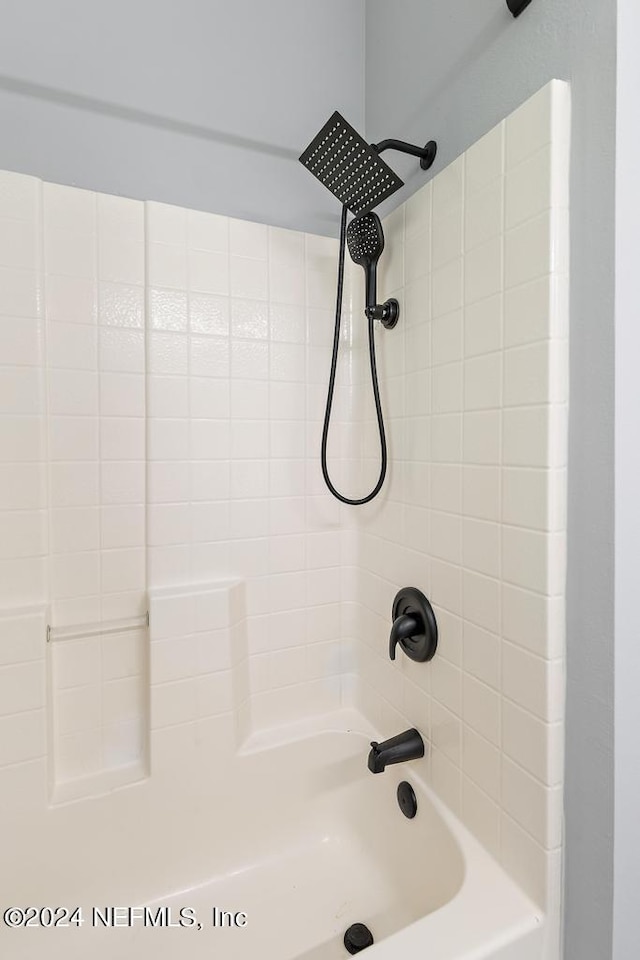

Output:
xmin=367 ymin=728 xmax=425 ymax=774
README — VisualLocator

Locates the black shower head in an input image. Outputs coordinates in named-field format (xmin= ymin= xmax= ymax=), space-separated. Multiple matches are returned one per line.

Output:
xmin=299 ymin=111 xmax=404 ymax=216
xmin=346 ymin=212 xmax=385 ymax=269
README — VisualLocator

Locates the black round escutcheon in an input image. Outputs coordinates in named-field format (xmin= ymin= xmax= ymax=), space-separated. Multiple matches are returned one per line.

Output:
xmin=344 ymin=923 xmax=374 ymax=954
xmin=397 ymin=781 xmax=418 ymax=819
xmin=390 ymin=586 xmax=438 ymax=663
xmin=420 ymin=140 xmax=438 ymax=170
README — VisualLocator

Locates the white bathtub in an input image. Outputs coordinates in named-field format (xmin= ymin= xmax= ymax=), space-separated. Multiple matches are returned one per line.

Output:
xmin=2 ymin=710 xmax=544 ymax=959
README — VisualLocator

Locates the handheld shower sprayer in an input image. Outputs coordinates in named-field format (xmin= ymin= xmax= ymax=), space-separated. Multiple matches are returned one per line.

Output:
xmin=299 ymin=111 xmax=437 ymax=504
xmin=346 ymin=212 xmax=399 ymax=329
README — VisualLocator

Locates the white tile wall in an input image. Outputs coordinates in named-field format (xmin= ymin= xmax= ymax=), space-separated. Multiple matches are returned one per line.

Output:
xmin=347 ymin=81 xmax=570 ymax=919
xmin=0 ymin=609 xmax=46 ymax=768
xmin=39 ymin=184 xmax=149 ymax=790
xmin=0 ymin=174 xmax=348 ymax=795
xmin=0 ymin=173 xmax=47 ymax=606
xmin=149 ymin=581 xmax=247 ymax=739
xmin=44 ymin=184 xmax=147 ymax=630
xmin=145 ymin=201 xmax=349 ymax=733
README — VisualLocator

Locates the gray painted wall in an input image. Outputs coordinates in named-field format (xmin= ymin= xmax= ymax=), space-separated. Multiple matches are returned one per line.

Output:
xmin=613 ymin=0 xmax=640 ymax=955
xmin=0 ymin=0 xmax=365 ymax=235
xmin=366 ymin=2 xmax=616 ymax=959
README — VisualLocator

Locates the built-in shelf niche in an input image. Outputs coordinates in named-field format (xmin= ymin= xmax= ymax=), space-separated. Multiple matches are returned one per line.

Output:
xmin=48 ymin=619 xmax=149 ymax=804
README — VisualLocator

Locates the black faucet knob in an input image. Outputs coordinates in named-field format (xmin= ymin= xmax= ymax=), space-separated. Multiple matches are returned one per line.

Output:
xmin=389 ymin=587 xmax=438 ymax=663
xmin=389 ymin=613 xmax=421 ymax=660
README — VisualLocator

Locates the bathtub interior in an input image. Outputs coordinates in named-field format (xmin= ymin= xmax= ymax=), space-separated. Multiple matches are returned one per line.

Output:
xmin=1 ymin=710 xmax=542 ymax=960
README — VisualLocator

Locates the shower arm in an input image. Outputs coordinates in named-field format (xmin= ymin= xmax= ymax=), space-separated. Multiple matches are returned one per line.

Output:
xmin=371 ymin=138 xmax=437 ymax=171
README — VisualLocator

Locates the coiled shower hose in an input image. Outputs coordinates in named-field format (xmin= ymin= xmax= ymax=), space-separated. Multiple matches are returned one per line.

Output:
xmin=321 ymin=205 xmax=387 ymax=505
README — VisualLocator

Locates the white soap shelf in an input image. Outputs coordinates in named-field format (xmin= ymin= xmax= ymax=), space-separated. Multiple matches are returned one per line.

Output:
xmin=46 ymin=612 xmax=149 ymax=644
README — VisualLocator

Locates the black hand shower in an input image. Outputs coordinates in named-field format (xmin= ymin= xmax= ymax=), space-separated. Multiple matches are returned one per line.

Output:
xmin=346 ymin=212 xmax=399 ymax=329
xmin=300 ymin=111 xmax=437 ymax=505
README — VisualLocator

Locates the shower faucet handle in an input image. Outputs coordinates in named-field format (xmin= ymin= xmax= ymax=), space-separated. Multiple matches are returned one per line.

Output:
xmin=389 ymin=587 xmax=438 ymax=663
xmin=389 ymin=613 xmax=421 ymax=659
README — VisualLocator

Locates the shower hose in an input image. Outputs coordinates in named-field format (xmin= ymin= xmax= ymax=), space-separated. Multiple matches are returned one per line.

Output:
xmin=321 ymin=204 xmax=387 ymax=505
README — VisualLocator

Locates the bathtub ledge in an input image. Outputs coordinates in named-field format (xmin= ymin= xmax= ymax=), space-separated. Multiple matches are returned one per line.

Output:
xmin=238 ymin=707 xmax=376 ymax=755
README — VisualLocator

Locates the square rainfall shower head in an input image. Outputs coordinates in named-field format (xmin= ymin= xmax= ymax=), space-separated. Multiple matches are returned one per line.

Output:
xmin=299 ymin=111 xmax=404 ymax=216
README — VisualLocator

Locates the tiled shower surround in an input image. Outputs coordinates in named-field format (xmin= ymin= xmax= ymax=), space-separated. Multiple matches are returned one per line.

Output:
xmin=346 ymin=81 xmax=570 ymax=921
xmin=0 ymin=82 xmax=568 ymax=943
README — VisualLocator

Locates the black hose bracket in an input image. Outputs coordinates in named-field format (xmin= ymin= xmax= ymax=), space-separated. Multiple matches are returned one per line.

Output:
xmin=367 ymin=299 xmax=399 ymax=329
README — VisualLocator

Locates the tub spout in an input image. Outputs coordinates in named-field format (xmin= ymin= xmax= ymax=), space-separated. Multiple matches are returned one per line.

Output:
xmin=367 ymin=728 xmax=425 ymax=774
